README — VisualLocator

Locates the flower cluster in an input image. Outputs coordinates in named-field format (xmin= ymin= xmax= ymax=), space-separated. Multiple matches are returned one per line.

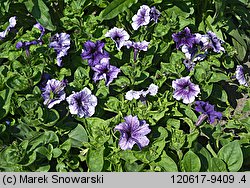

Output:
xmin=0 ymin=16 xmax=16 ymax=40
xmin=41 ymin=78 xmax=97 ymax=118
xmin=105 ymin=27 xmax=150 ymax=61
xmin=49 ymin=33 xmax=71 ymax=67
xmin=132 ymin=5 xmax=160 ymax=30
xmin=172 ymin=27 xmax=225 ymax=70
xmin=81 ymin=40 xmax=120 ymax=86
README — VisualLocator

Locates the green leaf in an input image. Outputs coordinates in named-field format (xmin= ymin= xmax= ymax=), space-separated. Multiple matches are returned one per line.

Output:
xmin=99 ymin=0 xmax=138 ymax=21
xmin=182 ymin=150 xmax=201 ymax=172
xmin=209 ymin=72 xmax=229 ymax=83
xmin=6 ymin=75 xmax=30 ymax=91
xmin=68 ymin=124 xmax=88 ymax=148
xmin=218 ymin=141 xmax=243 ymax=172
xmin=87 ymin=147 xmax=104 ymax=172
xmin=209 ymin=157 xmax=227 ymax=172
xmin=156 ymin=151 xmax=178 ymax=172
xmin=0 ymin=89 xmax=13 ymax=120
xmin=43 ymin=109 xmax=60 ymax=126
xmin=24 ymin=0 xmax=56 ymax=31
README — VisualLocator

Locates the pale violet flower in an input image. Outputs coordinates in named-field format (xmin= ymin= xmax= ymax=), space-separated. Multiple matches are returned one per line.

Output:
xmin=49 ymin=33 xmax=70 ymax=67
xmin=125 ymin=90 xmax=143 ymax=100
xmin=236 ymin=65 xmax=248 ymax=86
xmin=0 ymin=16 xmax=17 ymax=40
xmin=114 ymin=115 xmax=151 ymax=150
xmin=66 ymin=88 xmax=97 ymax=118
xmin=105 ymin=27 xmax=130 ymax=51
xmin=42 ymin=79 xmax=66 ymax=109
xmin=146 ymin=83 xmax=158 ymax=96
xmin=132 ymin=5 xmax=151 ymax=30
xmin=172 ymin=76 xmax=200 ymax=104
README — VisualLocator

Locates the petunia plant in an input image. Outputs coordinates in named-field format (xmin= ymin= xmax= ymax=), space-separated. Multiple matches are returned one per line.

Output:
xmin=0 ymin=0 xmax=249 ymax=172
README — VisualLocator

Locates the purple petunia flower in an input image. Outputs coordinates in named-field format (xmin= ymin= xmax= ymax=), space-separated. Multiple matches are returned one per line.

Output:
xmin=132 ymin=5 xmax=151 ymax=30
xmin=150 ymin=6 xmax=160 ymax=23
xmin=42 ymin=79 xmax=66 ymax=109
xmin=124 ymin=40 xmax=150 ymax=61
xmin=105 ymin=27 xmax=130 ymax=51
xmin=235 ymin=65 xmax=248 ymax=86
xmin=195 ymin=101 xmax=222 ymax=126
xmin=49 ymin=33 xmax=70 ymax=67
xmin=172 ymin=76 xmax=200 ymax=104
xmin=34 ymin=22 xmax=45 ymax=42
xmin=92 ymin=58 xmax=120 ymax=86
xmin=198 ymin=31 xmax=225 ymax=53
xmin=66 ymin=87 xmax=97 ymax=118
xmin=39 ymin=73 xmax=51 ymax=91
xmin=172 ymin=27 xmax=196 ymax=49
xmin=0 ymin=16 xmax=17 ymax=40
xmin=81 ymin=40 xmax=109 ymax=66
xmin=181 ymin=45 xmax=207 ymax=71
xmin=114 ymin=115 xmax=151 ymax=150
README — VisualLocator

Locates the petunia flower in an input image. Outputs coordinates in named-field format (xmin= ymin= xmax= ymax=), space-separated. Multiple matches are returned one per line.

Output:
xmin=105 ymin=27 xmax=130 ymax=51
xmin=150 ymin=6 xmax=160 ymax=23
xmin=41 ymin=79 xmax=66 ymax=109
xmin=235 ymin=65 xmax=248 ymax=86
xmin=81 ymin=40 xmax=109 ymax=66
xmin=124 ymin=40 xmax=150 ymax=61
xmin=125 ymin=90 xmax=143 ymax=100
xmin=125 ymin=83 xmax=158 ymax=101
xmin=66 ymin=87 xmax=97 ymax=118
xmin=172 ymin=27 xmax=196 ymax=49
xmin=92 ymin=58 xmax=120 ymax=86
xmin=181 ymin=45 xmax=207 ymax=71
xmin=49 ymin=33 xmax=70 ymax=67
xmin=132 ymin=5 xmax=151 ymax=30
xmin=33 ymin=22 xmax=45 ymax=42
xmin=0 ymin=16 xmax=17 ymax=40
xmin=172 ymin=76 xmax=200 ymax=104
xmin=195 ymin=101 xmax=222 ymax=126
xmin=114 ymin=115 xmax=151 ymax=150
xmin=198 ymin=31 xmax=225 ymax=53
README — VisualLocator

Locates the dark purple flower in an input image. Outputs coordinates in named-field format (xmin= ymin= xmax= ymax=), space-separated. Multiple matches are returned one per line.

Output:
xmin=49 ymin=33 xmax=70 ymax=67
xmin=195 ymin=101 xmax=222 ymax=126
xmin=114 ymin=115 xmax=151 ymax=150
xmin=150 ymin=6 xmax=160 ymax=23
xmin=0 ymin=16 xmax=16 ymax=40
xmin=236 ymin=65 xmax=248 ymax=86
xmin=172 ymin=27 xmax=196 ymax=49
xmin=132 ymin=5 xmax=151 ymax=30
xmin=92 ymin=58 xmax=120 ymax=86
xmin=81 ymin=40 xmax=109 ymax=66
xmin=172 ymin=76 xmax=200 ymax=104
xmin=66 ymin=87 xmax=97 ymax=118
xmin=105 ymin=27 xmax=130 ymax=50
xmin=38 ymin=73 xmax=51 ymax=91
xmin=42 ymin=79 xmax=66 ymax=108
